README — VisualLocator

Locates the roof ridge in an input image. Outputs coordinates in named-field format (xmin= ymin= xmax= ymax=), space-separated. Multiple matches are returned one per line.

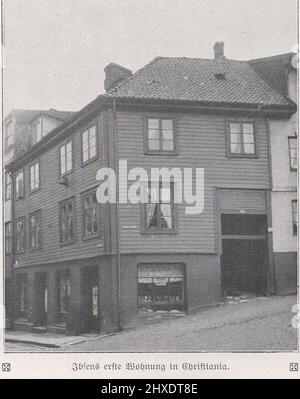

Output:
xmin=248 ymin=52 xmax=295 ymax=62
xmin=151 ymin=56 xmax=247 ymax=63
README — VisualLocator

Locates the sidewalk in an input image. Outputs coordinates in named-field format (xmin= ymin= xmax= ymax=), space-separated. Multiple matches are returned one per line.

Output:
xmin=5 ymin=330 xmax=101 ymax=348
xmin=5 ymin=294 xmax=297 ymax=351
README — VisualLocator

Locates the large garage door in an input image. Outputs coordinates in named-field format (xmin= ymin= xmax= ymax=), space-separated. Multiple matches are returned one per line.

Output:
xmin=137 ymin=263 xmax=185 ymax=313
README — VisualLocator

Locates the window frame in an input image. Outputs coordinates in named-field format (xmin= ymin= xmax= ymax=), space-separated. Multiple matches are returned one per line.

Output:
xmin=292 ymin=200 xmax=298 ymax=236
xmin=144 ymin=116 xmax=177 ymax=155
xmin=81 ymin=187 xmax=101 ymax=240
xmin=29 ymin=210 xmax=42 ymax=250
xmin=5 ymin=171 xmax=12 ymax=201
xmin=59 ymin=139 xmax=74 ymax=177
xmin=288 ymin=135 xmax=297 ymax=171
xmin=29 ymin=159 xmax=40 ymax=193
xmin=5 ymin=221 xmax=12 ymax=254
xmin=15 ymin=169 xmax=25 ymax=200
xmin=226 ymin=120 xmax=258 ymax=158
xmin=141 ymin=181 xmax=177 ymax=235
xmin=81 ymin=124 xmax=98 ymax=166
xmin=5 ymin=120 xmax=13 ymax=149
xmin=59 ymin=197 xmax=76 ymax=246
xmin=15 ymin=216 xmax=26 ymax=254
xmin=32 ymin=117 xmax=43 ymax=143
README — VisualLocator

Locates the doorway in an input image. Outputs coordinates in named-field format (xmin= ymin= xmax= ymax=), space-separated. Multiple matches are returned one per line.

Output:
xmin=220 ymin=214 xmax=268 ymax=296
xmin=35 ymin=273 xmax=48 ymax=326
xmin=82 ymin=267 xmax=99 ymax=332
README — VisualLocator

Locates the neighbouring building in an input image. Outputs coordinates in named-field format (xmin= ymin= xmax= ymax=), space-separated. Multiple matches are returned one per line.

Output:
xmin=5 ymin=43 xmax=296 ymax=335
xmin=250 ymin=53 xmax=298 ymax=294
xmin=3 ymin=109 xmax=74 ymax=326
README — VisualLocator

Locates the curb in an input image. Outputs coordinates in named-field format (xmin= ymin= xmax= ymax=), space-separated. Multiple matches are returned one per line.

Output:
xmin=5 ymin=338 xmax=59 ymax=348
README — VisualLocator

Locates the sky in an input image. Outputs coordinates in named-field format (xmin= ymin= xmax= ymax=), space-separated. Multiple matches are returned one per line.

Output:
xmin=2 ymin=0 xmax=298 ymax=115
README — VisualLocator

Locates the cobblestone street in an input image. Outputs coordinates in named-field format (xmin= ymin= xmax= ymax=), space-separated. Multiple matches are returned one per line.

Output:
xmin=6 ymin=295 xmax=298 ymax=352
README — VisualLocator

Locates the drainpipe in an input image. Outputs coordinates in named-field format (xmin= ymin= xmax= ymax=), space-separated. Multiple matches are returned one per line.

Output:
xmin=265 ymin=116 xmax=276 ymax=295
xmin=8 ymin=170 xmax=15 ymax=329
xmin=112 ymin=98 xmax=122 ymax=331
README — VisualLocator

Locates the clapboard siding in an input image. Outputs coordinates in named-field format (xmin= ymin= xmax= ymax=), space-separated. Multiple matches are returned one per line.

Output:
xmin=219 ymin=189 xmax=266 ymax=213
xmin=14 ymin=114 xmax=104 ymax=268
xmin=116 ymin=111 xmax=270 ymax=253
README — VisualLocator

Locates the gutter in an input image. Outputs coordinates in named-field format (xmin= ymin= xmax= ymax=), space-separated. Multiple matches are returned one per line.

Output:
xmin=6 ymin=95 xmax=296 ymax=172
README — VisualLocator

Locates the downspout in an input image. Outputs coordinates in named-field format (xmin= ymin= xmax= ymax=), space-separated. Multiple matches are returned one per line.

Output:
xmin=265 ymin=116 xmax=277 ymax=295
xmin=112 ymin=98 xmax=122 ymax=331
xmin=8 ymin=170 xmax=15 ymax=328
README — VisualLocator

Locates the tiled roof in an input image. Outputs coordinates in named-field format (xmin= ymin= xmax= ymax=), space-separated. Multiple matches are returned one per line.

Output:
xmin=249 ymin=53 xmax=295 ymax=97
xmin=105 ymin=56 xmax=291 ymax=107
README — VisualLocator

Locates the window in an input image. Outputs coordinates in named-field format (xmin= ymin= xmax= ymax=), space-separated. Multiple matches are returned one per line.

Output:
xmin=30 ymin=211 xmax=41 ymax=249
xmin=292 ymin=200 xmax=298 ymax=235
xmin=5 ymin=172 xmax=11 ymax=200
xmin=82 ymin=189 xmax=100 ymax=238
xmin=60 ymin=140 xmax=73 ymax=176
xmin=5 ymin=121 xmax=13 ymax=149
xmin=29 ymin=161 xmax=40 ymax=192
xmin=57 ymin=272 xmax=71 ymax=323
xmin=137 ymin=263 xmax=185 ymax=312
xmin=15 ymin=217 xmax=25 ymax=253
xmin=227 ymin=121 xmax=256 ymax=156
xmin=82 ymin=126 xmax=97 ymax=164
xmin=145 ymin=118 xmax=175 ymax=154
xmin=15 ymin=170 xmax=25 ymax=199
xmin=5 ymin=222 xmax=12 ymax=254
xmin=18 ymin=275 xmax=28 ymax=315
xmin=59 ymin=198 xmax=75 ymax=244
xmin=33 ymin=119 xmax=42 ymax=143
xmin=143 ymin=182 xmax=175 ymax=233
xmin=288 ymin=136 xmax=297 ymax=170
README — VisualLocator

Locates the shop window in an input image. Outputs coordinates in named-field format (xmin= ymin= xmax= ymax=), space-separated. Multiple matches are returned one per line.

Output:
xmin=137 ymin=263 xmax=185 ymax=312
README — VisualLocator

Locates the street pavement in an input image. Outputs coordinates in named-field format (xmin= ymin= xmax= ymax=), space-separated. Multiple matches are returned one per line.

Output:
xmin=5 ymin=294 xmax=298 ymax=352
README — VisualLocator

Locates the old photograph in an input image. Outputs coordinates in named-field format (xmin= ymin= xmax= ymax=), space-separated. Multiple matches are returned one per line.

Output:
xmin=1 ymin=0 xmax=299 ymax=359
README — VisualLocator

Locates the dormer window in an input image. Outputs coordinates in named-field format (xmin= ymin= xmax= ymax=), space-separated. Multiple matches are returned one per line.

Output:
xmin=5 ymin=120 xmax=13 ymax=149
xmin=32 ymin=119 xmax=42 ymax=143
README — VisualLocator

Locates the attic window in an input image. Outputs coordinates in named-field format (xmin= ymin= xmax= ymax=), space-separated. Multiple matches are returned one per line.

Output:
xmin=214 ymin=72 xmax=226 ymax=80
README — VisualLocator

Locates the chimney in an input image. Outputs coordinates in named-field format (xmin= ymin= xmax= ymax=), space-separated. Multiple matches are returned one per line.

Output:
xmin=214 ymin=42 xmax=225 ymax=60
xmin=104 ymin=63 xmax=132 ymax=91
